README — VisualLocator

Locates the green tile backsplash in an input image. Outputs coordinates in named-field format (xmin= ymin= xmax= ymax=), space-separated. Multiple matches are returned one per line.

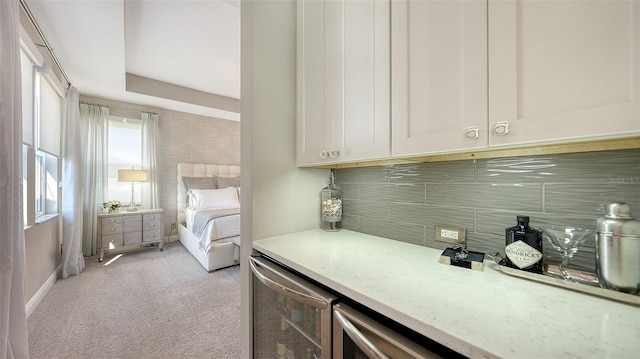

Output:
xmin=335 ymin=149 xmax=640 ymax=271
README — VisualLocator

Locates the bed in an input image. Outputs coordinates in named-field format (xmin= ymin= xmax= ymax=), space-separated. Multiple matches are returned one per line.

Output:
xmin=177 ymin=163 xmax=241 ymax=271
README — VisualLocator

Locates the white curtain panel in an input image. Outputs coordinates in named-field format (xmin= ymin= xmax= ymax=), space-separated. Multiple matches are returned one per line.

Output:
xmin=141 ymin=112 xmax=159 ymax=209
xmin=79 ymin=104 xmax=109 ymax=257
xmin=0 ymin=0 xmax=29 ymax=357
xmin=61 ymin=87 xmax=85 ymax=278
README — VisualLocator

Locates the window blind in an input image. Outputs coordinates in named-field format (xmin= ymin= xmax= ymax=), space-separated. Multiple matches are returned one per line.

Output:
xmin=38 ymin=74 xmax=61 ymax=156
xmin=21 ymin=50 xmax=33 ymax=145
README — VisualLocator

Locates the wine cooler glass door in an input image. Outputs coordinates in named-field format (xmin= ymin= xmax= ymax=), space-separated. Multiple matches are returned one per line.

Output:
xmin=250 ymin=256 xmax=336 ymax=359
xmin=333 ymin=304 xmax=443 ymax=359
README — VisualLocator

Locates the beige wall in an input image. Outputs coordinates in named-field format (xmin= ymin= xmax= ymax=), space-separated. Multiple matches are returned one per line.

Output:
xmin=240 ymin=1 xmax=328 ymax=357
xmin=80 ymin=95 xmax=240 ymax=238
xmin=25 ymin=94 xmax=239 ymax=308
xmin=21 ymin=4 xmax=65 ymax=306
xmin=24 ymin=218 xmax=60 ymax=303
xmin=243 ymin=0 xmax=326 ymax=241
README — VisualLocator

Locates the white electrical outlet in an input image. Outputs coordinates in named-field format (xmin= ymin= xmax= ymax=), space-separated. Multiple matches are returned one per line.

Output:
xmin=434 ymin=224 xmax=466 ymax=245
xmin=441 ymin=229 xmax=459 ymax=240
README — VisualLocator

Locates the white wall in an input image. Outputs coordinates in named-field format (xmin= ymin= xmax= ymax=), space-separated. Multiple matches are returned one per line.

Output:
xmin=240 ymin=0 xmax=328 ymax=357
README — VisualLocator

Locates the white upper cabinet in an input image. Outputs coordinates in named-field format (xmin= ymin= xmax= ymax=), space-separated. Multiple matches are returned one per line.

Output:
xmin=392 ymin=0 xmax=488 ymax=157
xmin=300 ymin=0 xmax=639 ymax=166
xmin=297 ymin=0 xmax=390 ymax=166
xmin=488 ymin=0 xmax=640 ymax=147
xmin=297 ymin=0 xmax=328 ymax=166
xmin=393 ymin=0 xmax=639 ymax=159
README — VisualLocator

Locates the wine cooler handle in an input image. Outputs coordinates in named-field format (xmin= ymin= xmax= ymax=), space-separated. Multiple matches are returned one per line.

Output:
xmin=249 ymin=257 xmax=329 ymax=310
xmin=334 ymin=309 xmax=390 ymax=359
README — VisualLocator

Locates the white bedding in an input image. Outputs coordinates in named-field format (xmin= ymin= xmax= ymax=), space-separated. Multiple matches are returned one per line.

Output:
xmin=177 ymin=163 xmax=241 ymax=271
xmin=184 ymin=207 xmax=240 ymax=253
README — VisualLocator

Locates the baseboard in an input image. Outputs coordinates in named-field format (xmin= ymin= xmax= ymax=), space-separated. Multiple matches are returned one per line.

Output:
xmin=25 ymin=263 xmax=61 ymax=318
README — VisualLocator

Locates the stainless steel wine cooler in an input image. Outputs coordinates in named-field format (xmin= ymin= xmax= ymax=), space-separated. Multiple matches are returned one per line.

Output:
xmin=332 ymin=304 xmax=442 ymax=359
xmin=250 ymin=256 xmax=336 ymax=359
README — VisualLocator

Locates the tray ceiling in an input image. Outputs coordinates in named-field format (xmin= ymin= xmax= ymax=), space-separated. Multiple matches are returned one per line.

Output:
xmin=25 ymin=0 xmax=240 ymax=121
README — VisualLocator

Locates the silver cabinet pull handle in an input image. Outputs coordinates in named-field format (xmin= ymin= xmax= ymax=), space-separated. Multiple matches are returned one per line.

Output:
xmin=493 ymin=121 xmax=510 ymax=136
xmin=249 ymin=257 xmax=328 ymax=309
xmin=464 ymin=127 xmax=479 ymax=139
xmin=320 ymin=150 xmax=329 ymax=158
xmin=330 ymin=149 xmax=340 ymax=158
xmin=334 ymin=309 xmax=390 ymax=359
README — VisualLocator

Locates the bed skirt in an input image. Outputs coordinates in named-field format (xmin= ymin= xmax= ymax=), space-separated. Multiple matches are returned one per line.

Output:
xmin=178 ymin=224 xmax=239 ymax=272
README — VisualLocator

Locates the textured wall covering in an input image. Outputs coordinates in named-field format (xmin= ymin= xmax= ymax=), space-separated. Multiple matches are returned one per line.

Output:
xmin=335 ymin=149 xmax=640 ymax=271
xmin=157 ymin=112 xmax=240 ymax=239
xmin=80 ymin=95 xmax=241 ymax=240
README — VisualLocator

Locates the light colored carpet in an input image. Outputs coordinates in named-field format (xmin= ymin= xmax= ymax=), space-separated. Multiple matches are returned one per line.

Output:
xmin=27 ymin=242 xmax=241 ymax=359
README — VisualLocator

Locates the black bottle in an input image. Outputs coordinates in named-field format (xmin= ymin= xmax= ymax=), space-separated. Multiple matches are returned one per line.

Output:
xmin=504 ymin=216 xmax=543 ymax=274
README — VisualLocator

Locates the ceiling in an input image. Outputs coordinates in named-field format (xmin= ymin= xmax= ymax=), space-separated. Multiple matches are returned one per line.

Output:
xmin=25 ymin=0 xmax=241 ymax=121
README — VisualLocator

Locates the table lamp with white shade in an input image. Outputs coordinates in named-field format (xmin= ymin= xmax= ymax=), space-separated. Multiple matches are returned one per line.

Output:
xmin=118 ymin=169 xmax=148 ymax=212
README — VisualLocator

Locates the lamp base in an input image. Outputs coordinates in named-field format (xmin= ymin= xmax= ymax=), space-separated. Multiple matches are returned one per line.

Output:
xmin=128 ymin=182 xmax=139 ymax=212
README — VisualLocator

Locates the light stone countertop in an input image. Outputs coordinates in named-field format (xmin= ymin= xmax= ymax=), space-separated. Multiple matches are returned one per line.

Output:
xmin=253 ymin=228 xmax=640 ymax=359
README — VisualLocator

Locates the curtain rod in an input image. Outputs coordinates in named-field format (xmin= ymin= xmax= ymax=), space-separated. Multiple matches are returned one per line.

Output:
xmin=19 ymin=0 xmax=71 ymax=90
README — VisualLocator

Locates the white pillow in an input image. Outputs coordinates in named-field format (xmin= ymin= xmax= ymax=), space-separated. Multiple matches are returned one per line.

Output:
xmin=187 ymin=187 xmax=240 ymax=210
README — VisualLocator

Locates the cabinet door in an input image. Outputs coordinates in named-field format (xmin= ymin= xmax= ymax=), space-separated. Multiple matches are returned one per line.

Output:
xmin=335 ymin=0 xmax=390 ymax=163
xmin=489 ymin=0 xmax=640 ymax=147
xmin=297 ymin=0 xmax=390 ymax=166
xmin=124 ymin=232 xmax=142 ymax=245
xmin=297 ymin=0 xmax=331 ymax=166
xmin=392 ymin=0 xmax=488 ymax=157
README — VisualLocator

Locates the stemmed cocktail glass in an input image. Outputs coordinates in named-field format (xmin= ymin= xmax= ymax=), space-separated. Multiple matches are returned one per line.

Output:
xmin=540 ymin=226 xmax=594 ymax=282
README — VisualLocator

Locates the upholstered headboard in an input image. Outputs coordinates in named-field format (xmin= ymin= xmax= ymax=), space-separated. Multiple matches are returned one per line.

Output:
xmin=177 ymin=163 xmax=241 ymax=225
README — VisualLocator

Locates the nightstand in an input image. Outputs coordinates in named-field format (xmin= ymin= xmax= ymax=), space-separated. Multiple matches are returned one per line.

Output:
xmin=97 ymin=208 xmax=164 ymax=262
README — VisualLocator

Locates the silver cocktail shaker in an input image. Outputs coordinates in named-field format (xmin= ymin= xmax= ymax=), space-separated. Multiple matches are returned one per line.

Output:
xmin=595 ymin=202 xmax=640 ymax=295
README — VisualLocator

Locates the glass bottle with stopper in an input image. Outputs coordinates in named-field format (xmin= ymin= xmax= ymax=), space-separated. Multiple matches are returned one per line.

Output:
xmin=504 ymin=216 xmax=543 ymax=274
xmin=321 ymin=170 xmax=342 ymax=231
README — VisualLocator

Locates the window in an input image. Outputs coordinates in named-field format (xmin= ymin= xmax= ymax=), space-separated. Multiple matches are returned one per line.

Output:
xmin=21 ymin=45 xmax=62 ymax=225
xmin=23 ymin=145 xmax=30 ymax=228
xmin=34 ymin=152 xmax=44 ymax=215
xmin=107 ymin=116 xmax=142 ymax=204
xmin=33 ymin=72 xmax=61 ymax=220
xmin=21 ymin=50 xmax=33 ymax=145
xmin=35 ymin=151 xmax=59 ymax=217
xmin=21 ymin=49 xmax=34 ymax=227
xmin=37 ymin=71 xmax=61 ymax=156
